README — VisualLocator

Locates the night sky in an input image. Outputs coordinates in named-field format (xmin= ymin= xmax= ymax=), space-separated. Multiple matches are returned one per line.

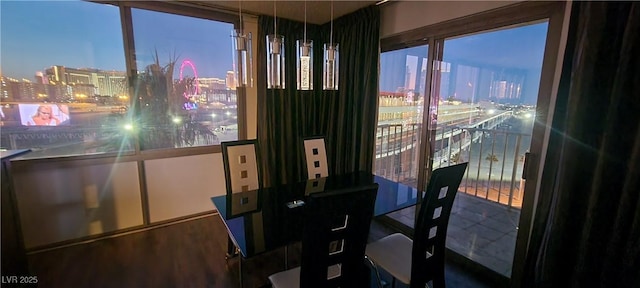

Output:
xmin=380 ymin=22 xmax=548 ymax=104
xmin=2 ymin=1 xmax=547 ymax=104
xmin=1 ymin=1 xmax=233 ymax=80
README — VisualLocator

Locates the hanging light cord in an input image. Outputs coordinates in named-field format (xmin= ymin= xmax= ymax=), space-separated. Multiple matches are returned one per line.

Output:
xmin=330 ymin=1 xmax=333 ymax=46
xmin=274 ymin=1 xmax=277 ymax=35
xmin=239 ymin=0 xmax=243 ymax=33
xmin=304 ymin=0 xmax=307 ymax=43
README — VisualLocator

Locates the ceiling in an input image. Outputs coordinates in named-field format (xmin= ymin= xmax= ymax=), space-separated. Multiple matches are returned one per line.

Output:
xmin=190 ymin=1 xmax=381 ymax=25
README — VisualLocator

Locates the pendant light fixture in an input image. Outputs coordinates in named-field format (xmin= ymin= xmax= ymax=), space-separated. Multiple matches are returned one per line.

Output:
xmin=266 ymin=0 xmax=285 ymax=89
xmin=231 ymin=0 xmax=252 ymax=88
xmin=296 ymin=0 xmax=313 ymax=90
xmin=323 ymin=0 xmax=339 ymax=90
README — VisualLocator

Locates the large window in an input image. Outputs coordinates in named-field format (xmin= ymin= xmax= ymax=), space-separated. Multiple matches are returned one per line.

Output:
xmin=131 ymin=8 xmax=236 ymax=150
xmin=378 ymin=19 xmax=551 ymax=279
xmin=0 ymin=1 xmax=131 ymax=158
xmin=0 ymin=1 xmax=238 ymax=158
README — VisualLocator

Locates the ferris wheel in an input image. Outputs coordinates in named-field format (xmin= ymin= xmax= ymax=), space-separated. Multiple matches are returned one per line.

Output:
xmin=179 ymin=59 xmax=200 ymax=98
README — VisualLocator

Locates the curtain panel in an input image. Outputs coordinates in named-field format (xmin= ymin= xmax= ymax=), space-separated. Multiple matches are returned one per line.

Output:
xmin=524 ymin=2 xmax=640 ymax=287
xmin=257 ymin=6 xmax=380 ymax=186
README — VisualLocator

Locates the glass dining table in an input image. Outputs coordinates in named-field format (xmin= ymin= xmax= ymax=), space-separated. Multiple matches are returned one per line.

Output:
xmin=210 ymin=171 xmax=419 ymax=259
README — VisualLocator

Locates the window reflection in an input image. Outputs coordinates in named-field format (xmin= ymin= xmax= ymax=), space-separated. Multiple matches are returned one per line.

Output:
xmin=375 ymin=45 xmax=428 ymax=187
xmin=131 ymin=9 xmax=237 ymax=150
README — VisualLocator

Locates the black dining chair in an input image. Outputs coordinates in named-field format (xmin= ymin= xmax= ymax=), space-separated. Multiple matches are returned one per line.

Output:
xmin=268 ymin=183 xmax=379 ymax=288
xmin=302 ymin=136 xmax=329 ymax=179
xmin=221 ymin=140 xmax=263 ymax=259
xmin=275 ymin=136 xmax=330 ymax=268
xmin=221 ymin=139 xmax=275 ymax=288
xmin=365 ymin=162 xmax=468 ymax=288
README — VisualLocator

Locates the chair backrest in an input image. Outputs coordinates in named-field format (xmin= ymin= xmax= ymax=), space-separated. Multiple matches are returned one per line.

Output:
xmin=299 ymin=183 xmax=378 ymax=288
xmin=221 ymin=140 xmax=262 ymax=194
xmin=410 ymin=162 xmax=468 ymax=288
xmin=303 ymin=136 xmax=329 ymax=179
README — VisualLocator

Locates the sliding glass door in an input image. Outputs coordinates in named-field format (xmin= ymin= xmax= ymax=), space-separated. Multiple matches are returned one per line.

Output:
xmin=431 ymin=22 xmax=549 ymax=277
xmin=375 ymin=2 xmax=566 ymax=282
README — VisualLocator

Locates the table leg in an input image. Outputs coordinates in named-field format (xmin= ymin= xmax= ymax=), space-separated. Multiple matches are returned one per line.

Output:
xmin=238 ymin=247 xmax=243 ymax=288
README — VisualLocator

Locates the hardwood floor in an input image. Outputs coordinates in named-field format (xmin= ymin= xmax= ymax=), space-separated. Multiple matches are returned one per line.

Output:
xmin=26 ymin=214 xmax=494 ymax=288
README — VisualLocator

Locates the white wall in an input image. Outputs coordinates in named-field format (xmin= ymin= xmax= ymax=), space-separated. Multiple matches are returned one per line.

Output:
xmin=12 ymin=153 xmax=228 ymax=248
xmin=145 ymin=153 xmax=226 ymax=223
xmin=380 ymin=1 xmax=521 ymax=38
xmin=13 ymin=161 xmax=143 ymax=249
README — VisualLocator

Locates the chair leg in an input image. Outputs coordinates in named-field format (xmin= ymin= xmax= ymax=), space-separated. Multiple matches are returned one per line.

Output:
xmin=365 ymin=255 xmax=384 ymax=288
xmin=284 ymin=245 xmax=289 ymax=269
xmin=431 ymin=272 xmax=445 ymax=288
xmin=428 ymin=264 xmax=445 ymax=288
xmin=226 ymin=236 xmax=238 ymax=259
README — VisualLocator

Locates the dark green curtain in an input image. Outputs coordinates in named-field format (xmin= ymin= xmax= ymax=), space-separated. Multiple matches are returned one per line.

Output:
xmin=523 ymin=2 xmax=640 ymax=287
xmin=318 ymin=7 xmax=380 ymax=177
xmin=257 ymin=6 xmax=380 ymax=186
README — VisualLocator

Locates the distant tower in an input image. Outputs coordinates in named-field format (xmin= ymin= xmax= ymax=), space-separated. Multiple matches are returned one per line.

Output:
xmin=419 ymin=58 xmax=428 ymax=95
xmin=45 ymin=65 xmax=66 ymax=84
xmin=226 ymin=71 xmax=235 ymax=90
xmin=404 ymin=65 xmax=412 ymax=90
xmin=496 ymin=81 xmax=507 ymax=99
xmin=35 ymin=71 xmax=49 ymax=84
xmin=438 ymin=61 xmax=451 ymax=100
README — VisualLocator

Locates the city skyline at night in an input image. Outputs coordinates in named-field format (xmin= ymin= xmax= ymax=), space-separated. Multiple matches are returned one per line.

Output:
xmin=379 ymin=22 xmax=548 ymax=105
xmin=2 ymin=1 xmax=547 ymax=105
xmin=1 ymin=1 xmax=234 ymax=81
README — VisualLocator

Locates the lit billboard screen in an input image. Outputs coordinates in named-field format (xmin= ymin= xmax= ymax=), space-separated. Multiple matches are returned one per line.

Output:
xmin=18 ymin=104 xmax=70 ymax=126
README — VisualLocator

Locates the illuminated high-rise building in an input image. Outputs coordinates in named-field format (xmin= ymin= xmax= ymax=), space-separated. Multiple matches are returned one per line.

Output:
xmin=199 ymin=77 xmax=227 ymax=91
xmin=226 ymin=71 xmax=235 ymax=90
xmin=44 ymin=66 xmax=126 ymax=98
xmin=419 ymin=58 xmax=428 ymax=96
xmin=496 ymin=80 xmax=507 ymax=99
xmin=404 ymin=55 xmax=418 ymax=91
xmin=35 ymin=71 xmax=49 ymax=84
